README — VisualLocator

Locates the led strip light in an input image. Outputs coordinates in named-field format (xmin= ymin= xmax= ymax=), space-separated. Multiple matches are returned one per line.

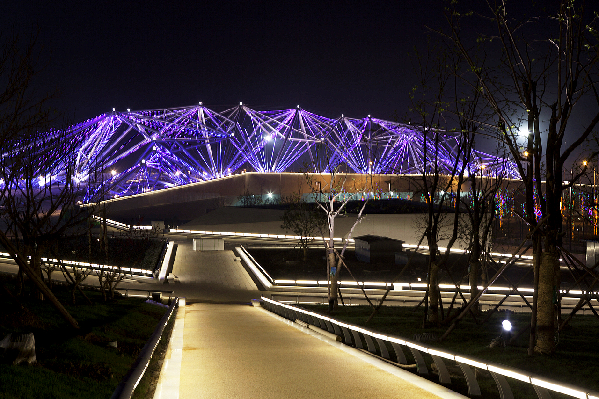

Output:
xmin=91 ymin=217 xmax=594 ymax=296
xmin=261 ymin=297 xmax=596 ymax=399
xmin=0 ymin=252 xmax=154 ymax=277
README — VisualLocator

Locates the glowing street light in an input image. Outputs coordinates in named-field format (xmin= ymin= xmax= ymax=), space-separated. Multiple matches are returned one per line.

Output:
xmin=519 ymin=125 xmax=530 ymax=137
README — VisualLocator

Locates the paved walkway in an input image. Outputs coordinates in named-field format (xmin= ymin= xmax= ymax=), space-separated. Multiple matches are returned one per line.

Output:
xmin=167 ymin=238 xmax=259 ymax=303
xmin=154 ymin=239 xmax=465 ymax=399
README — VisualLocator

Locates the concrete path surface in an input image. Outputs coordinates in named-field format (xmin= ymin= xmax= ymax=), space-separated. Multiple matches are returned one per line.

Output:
xmin=154 ymin=239 xmax=464 ymax=399
xmin=168 ymin=238 xmax=260 ymax=303
xmin=178 ymin=303 xmax=461 ymax=399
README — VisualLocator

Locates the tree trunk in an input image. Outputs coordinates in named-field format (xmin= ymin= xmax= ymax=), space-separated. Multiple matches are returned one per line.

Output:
xmin=469 ymin=258 xmax=480 ymax=314
xmin=535 ymin=250 xmax=558 ymax=354
xmin=528 ymin=234 xmax=541 ymax=355
xmin=328 ymin=249 xmax=337 ymax=311
xmin=44 ymin=267 xmax=53 ymax=289
xmin=428 ymin=260 xmax=440 ymax=324
xmin=0 ymin=236 xmax=79 ymax=329
xmin=17 ymin=267 xmax=24 ymax=296
xmin=469 ymin=239 xmax=481 ymax=315
xmin=31 ymin=253 xmax=44 ymax=301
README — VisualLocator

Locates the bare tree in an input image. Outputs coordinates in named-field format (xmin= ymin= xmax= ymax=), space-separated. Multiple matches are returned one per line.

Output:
xmin=408 ymin=47 xmax=470 ymax=325
xmin=281 ymin=192 xmax=326 ymax=261
xmin=304 ymin=138 xmax=377 ymax=311
xmin=0 ymin=33 xmax=84 ymax=328
xmin=440 ymin=0 xmax=599 ymax=354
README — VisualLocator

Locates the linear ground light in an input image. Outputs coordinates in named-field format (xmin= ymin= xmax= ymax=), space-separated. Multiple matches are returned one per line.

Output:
xmin=261 ymin=297 xmax=599 ymax=399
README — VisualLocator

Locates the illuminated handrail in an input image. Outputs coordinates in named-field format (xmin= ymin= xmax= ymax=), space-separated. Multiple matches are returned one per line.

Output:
xmin=91 ymin=215 xmax=153 ymax=230
xmin=158 ymin=241 xmax=175 ymax=282
xmin=261 ymin=297 xmax=598 ymax=399
xmin=111 ymin=297 xmax=179 ymax=399
xmin=235 ymin=246 xmax=273 ymax=289
xmin=237 ymin=251 xmax=598 ymax=301
xmin=0 ymin=252 xmax=154 ymax=277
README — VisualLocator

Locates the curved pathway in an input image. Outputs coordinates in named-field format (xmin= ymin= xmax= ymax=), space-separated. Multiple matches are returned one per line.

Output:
xmin=154 ymin=238 xmax=464 ymax=399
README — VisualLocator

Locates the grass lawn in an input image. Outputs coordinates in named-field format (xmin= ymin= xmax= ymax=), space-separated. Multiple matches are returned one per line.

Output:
xmin=248 ymin=247 xmax=541 ymax=287
xmin=0 ymin=274 xmax=169 ymax=399
xmin=52 ymin=235 xmax=167 ymax=271
xmin=301 ymin=304 xmax=599 ymax=399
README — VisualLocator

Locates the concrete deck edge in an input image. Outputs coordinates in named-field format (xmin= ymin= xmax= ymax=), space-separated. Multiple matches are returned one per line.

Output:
xmin=257 ymin=306 xmax=467 ymax=399
xmin=153 ymin=298 xmax=186 ymax=399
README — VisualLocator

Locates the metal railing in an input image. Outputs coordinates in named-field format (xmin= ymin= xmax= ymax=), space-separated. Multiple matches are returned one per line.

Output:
xmin=260 ymin=297 xmax=599 ymax=399
xmin=0 ymin=251 xmax=155 ymax=278
xmin=110 ymin=297 xmax=179 ymax=399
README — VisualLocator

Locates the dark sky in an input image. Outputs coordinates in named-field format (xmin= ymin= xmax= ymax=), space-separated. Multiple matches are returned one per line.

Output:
xmin=5 ymin=1 xmax=447 ymax=123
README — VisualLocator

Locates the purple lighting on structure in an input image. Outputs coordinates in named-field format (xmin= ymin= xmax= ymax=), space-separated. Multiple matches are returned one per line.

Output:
xmin=14 ymin=104 xmax=520 ymax=200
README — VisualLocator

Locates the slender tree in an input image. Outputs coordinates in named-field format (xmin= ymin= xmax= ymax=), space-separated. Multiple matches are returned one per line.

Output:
xmin=281 ymin=192 xmax=326 ymax=261
xmin=408 ymin=46 xmax=471 ymax=325
xmin=440 ymin=0 xmax=599 ymax=353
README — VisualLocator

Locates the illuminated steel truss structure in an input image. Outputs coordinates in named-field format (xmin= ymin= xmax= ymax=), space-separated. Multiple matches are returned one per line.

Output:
xmin=22 ymin=104 xmax=519 ymax=199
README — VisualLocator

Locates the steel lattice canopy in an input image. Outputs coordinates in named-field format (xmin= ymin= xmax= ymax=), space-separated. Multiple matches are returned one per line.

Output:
xmin=11 ymin=104 xmax=519 ymax=200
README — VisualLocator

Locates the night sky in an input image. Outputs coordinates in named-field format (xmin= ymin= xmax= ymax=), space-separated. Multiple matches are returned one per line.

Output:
xmin=4 ymin=0 xmax=598 ymax=149
xmin=5 ymin=1 xmax=447 ymax=123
